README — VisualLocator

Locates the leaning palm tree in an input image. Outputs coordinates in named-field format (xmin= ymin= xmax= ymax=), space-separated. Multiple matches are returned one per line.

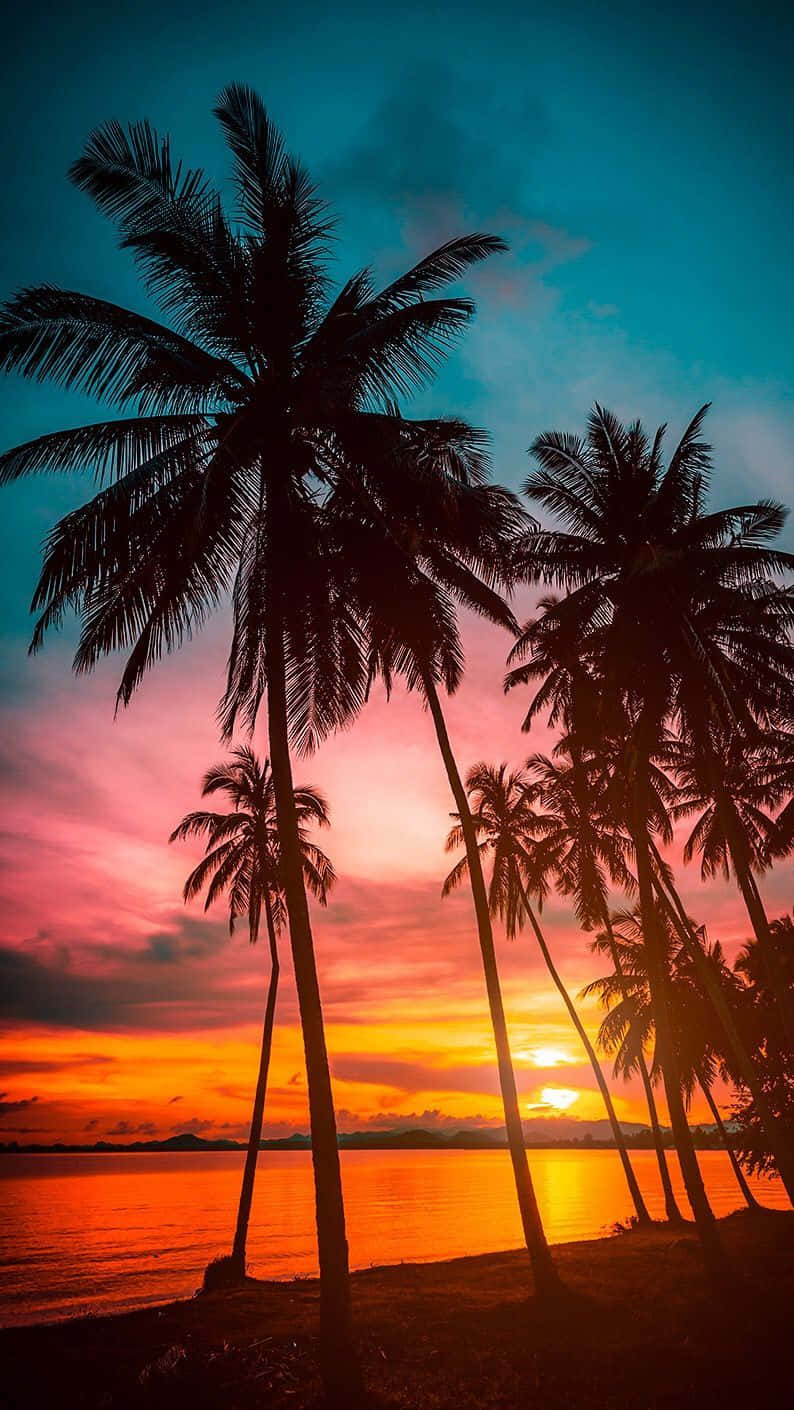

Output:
xmin=516 ymin=403 xmax=794 ymax=1278
xmin=443 ymin=761 xmax=652 ymax=1227
xmin=322 ymin=457 xmax=558 ymax=1294
xmin=170 ymin=748 xmax=335 ymax=1280
xmin=0 ymin=87 xmax=511 ymax=1394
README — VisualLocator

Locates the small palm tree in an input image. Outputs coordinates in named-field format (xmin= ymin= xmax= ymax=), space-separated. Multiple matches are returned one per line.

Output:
xmin=170 ymin=748 xmax=335 ymax=1280
xmin=668 ymin=737 xmax=794 ymax=1044
xmin=443 ymin=761 xmax=652 ymax=1226
xmin=587 ymin=909 xmax=760 ymax=1212
xmin=523 ymin=749 xmax=683 ymax=1222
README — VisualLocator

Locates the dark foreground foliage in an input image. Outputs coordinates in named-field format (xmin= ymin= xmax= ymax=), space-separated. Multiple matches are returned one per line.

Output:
xmin=3 ymin=1211 xmax=792 ymax=1410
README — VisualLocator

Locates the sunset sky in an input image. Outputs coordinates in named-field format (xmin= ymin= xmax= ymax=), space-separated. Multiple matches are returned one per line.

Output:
xmin=1 ymin=0 xmax=793 ymax=1146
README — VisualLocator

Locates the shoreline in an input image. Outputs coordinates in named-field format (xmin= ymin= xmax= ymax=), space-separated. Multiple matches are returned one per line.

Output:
xmin=0 ymin=1130 xmax=732 ymax=1156
xmin=4 ymin=1209 xmax=793 ymax=1408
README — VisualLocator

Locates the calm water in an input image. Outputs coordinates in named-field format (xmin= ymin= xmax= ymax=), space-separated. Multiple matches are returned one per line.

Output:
xmin=0 ymin=1148 xmax=786 ymax=1327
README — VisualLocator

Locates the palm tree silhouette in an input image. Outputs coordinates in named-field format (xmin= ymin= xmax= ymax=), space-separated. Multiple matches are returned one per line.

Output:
xmin=443 ymin=761 xmax=652 ymax=1227
xmin=587 ymin=910 xmax=761 ymax=1212
xmin=321 ymin=414 xmax=557 ymax=1291
xmin=522 ymin=750 xmax=684 ymax=1222
xmin=516 ymin=402 xmax=794 ymax=1278
xmin=504 ymin=599 xmax=683 ymax=1221
xmin=170 ymin=748 xmax=335 ymax=1280
xmin=668 ymin=737 xmax=794 ymax=1045
xmin=0 ymin=86 xmax=509 ymax=1391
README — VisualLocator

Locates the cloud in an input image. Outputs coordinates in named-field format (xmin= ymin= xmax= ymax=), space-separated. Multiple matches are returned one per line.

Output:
xmin=0 ymin=1053 xmax=115 ymax=1077
xmin=333 ymin=1107 xmax=503 ymax=1134
xmin=104 ymin=1120 xmax=157 ymax=1137
xmin=0 ymin=1094 xmax=38 ymax=1119
xmin=326 ymin=66 xmax=589 ymax=314
xmin=170 ymin=1117 xmax=214 ymax=1135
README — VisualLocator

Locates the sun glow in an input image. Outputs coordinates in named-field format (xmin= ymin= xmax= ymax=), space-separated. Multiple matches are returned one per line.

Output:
xmin=539 ymin=1086 xmax=579 ymax=1111
xmin=530 ymin=1047 xmax=574 ymax=1068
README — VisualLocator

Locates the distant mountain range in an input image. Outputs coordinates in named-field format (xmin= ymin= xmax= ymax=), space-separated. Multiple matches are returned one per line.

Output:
xmin=0 ymin=1116 xmax=730 ymax=1155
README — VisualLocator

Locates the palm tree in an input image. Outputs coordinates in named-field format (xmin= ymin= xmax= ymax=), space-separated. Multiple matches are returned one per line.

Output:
xmin=516 ymin=402 xmax=794 ymax=1278
xmin=587 ymin=911 xmax=761 ymax=1212
xmin=323 ymin=450 xmax=558 ymax=1294
xmin=169 ymin=748 xmax=335 ymax=1280
xmin=522 ymin=749 xmax=683 ymax=1222
xmin=0 ymin=87 xmax=511 ymax=1394
xmin=443 ymin=761 xmax=652 ymax=1227
xmin=668 ymin=737 xmax=794 ymax=1044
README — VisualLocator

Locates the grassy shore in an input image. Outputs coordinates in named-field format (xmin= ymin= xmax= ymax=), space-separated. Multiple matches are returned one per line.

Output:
xmin=4 ymin=1210 xmax=793 ymax=1409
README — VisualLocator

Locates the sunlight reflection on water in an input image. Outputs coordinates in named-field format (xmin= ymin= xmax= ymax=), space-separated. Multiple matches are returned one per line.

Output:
xmin=0 ymin=1148 xmax=786 ymax=1325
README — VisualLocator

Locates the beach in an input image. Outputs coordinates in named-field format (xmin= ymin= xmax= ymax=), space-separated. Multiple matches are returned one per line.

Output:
xmin=3 ymin=1209 xmax=792 ymax=1408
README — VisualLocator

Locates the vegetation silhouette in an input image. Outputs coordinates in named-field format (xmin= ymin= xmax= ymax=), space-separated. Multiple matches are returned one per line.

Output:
xmin=511 ymin=403 xmax=794 ymax=1280
xmin=587 ymin=908 xmax=760 ymax=1211
xmin=731 ymin=914 xmax=794 ymax=1180
xmin=170 ymin=747 xmax=334 ymax=1282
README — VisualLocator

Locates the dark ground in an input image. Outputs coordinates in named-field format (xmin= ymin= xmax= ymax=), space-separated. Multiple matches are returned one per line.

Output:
xmin=3 ymin=1210 xmax=793 ymax=1409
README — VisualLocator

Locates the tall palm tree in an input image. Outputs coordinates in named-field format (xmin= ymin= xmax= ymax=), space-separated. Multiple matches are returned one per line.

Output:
xmin=323 ymin=455 xmax=558 ymax=1294
xmin=587 ymin=911 xmax=761 ymax=1212
xmin=443 ymin=761 xmax=652 ymax=1227
xmin=169 ymin=748 xmax=335 ymax=1279
xmin=516 ymin=402 xmax=794 ymax=1278
xmin=0 ymin=87 xmax=511 ymax=1394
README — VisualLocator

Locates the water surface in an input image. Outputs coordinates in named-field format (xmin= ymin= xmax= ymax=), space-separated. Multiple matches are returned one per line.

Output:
xmin=0 ymin=1148 xmax=785 ymax=1326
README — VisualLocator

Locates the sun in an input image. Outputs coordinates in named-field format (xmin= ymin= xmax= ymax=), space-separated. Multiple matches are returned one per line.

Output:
xmin=531 ymin=1047 xmax=573 ymax=1068
xmin=539 ymin=1086 xmax=579 ymax=1111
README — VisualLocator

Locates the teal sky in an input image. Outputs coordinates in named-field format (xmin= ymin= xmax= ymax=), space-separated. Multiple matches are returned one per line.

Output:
xmin=2 ymin=0 xmax=793 ymax=646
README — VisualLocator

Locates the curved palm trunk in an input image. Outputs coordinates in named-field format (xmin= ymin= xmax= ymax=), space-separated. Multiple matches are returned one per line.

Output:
xmin=517 ymin=884 xmax=652 ymax=1226
xmin=230 ymin=892 xmax=281 ymax=1275
xmin=629 ymin=758 xmax=726 ymax=1281
xmin=266 ymin=613 xmax=361 ymax=1402
xmin=649 ymin=844 xmax=794 ymax=1206
xmin=599 ymin=910 xmax=683 ymax=1223
xmin=698 ymin=1071 xmax=760 ymax=1212
xmin=423 ymin=675 xmax=559 ymax=1296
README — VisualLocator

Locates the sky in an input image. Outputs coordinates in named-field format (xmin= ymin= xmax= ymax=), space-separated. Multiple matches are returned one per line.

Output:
xmin=1 ymin=0 xmax=793 ymax=1146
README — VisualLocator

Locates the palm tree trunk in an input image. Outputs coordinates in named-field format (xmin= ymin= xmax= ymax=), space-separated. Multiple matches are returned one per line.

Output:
xmin=598 ymin=909 xmax=682 ymax=1222
xmin=629 ymin=758 xmax=726 ymax=1281
xmin=266 ymin=612 xmax=361 ymax=1402
xmin=230 ymin=891 xmax=281 ymax=1275
xmin=423 ymin=673 xmax=559 ymax=1296
xmin=517 ymin=885 xmax=652 ymax=1226
xmin=649 ymin=844 xmax=794 ymax=1206
xmin=698 ymin=1071 xmax=760 ymax=1212
xmin=639 ymin=1056 xmax=684 ymax=1222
